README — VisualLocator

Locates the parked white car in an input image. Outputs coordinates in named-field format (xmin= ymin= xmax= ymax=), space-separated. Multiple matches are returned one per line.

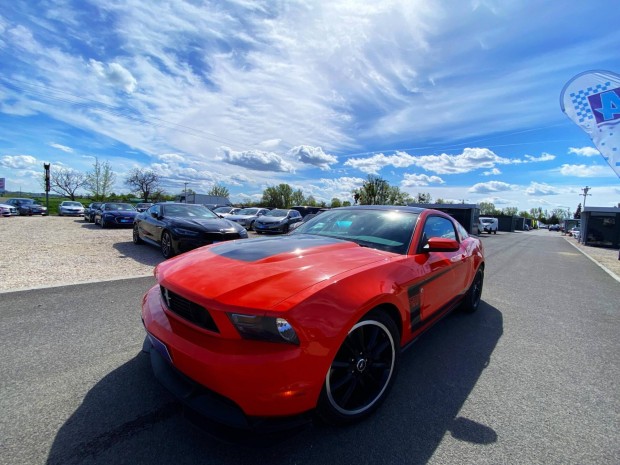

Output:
xmin=58 ymin=201 xmax=85 ymax=216
xmin=0 ymin=203 xmax=18 ymax=216
xmin=478 ymin=217 xmax=498 ymax=234
xmin=478 ymin=216 xmax=499 ymax=234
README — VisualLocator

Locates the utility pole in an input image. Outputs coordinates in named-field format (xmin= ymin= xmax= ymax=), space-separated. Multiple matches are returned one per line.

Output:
xmin=581 ymin=186 xmax=591 ymax=208
xmin=184 ymin=182 xmax=188 ymax=203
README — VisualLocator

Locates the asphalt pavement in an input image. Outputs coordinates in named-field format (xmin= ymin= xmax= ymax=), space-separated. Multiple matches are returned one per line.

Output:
xmin=0 ymin=230 xmax=618 ymax=465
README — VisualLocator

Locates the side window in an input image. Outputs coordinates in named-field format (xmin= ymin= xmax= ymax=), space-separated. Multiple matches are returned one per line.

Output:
xmin=422 ymin=216 xmax=457 ymax=242
xmin=456 ymin=222 xmax=469 ymax=240
xmin=148 ymin=205 xmax=160 ymax=217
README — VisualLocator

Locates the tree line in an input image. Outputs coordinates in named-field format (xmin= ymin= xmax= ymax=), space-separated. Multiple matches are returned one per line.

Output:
xmin=44 ymin=160 xmax=572 ymax=221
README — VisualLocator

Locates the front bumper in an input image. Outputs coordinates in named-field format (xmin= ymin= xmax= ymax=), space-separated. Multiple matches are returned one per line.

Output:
xmin=254 ymin=222 xmax=287 ymax=233
xmin=141 ymin=284 xmax=328 ymax=420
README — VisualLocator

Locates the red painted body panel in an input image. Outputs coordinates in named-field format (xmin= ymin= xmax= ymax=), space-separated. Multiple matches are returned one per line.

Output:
xmin=142 ymin=208 xmax=484 ymax=419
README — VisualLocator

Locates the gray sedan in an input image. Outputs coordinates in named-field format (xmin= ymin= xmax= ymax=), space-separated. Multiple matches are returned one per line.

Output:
xmin=226 ymin=207 xmax=270 ymax=231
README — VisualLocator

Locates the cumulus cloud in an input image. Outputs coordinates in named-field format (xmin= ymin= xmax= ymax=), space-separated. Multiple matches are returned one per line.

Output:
xmin=89 ymin=59 xmax=138 ymax=93
xmin=468 ymin=181 xmax=517 ymax=193
xmin=49 ymin=143 xmax=73 ymax=153
xmin=525 ymin=182 xmax=559 ymax=196
xmin=344 ymin=148 xmax=513 ymax=175
xmin=482 ymin=168 xmax=501 ymax=176
xmin=569 ymin=147 xmax=600 ymax=157
xmin=559 ymin=164 xmax=613 ymax=177
xmin=0 ymin=155 xmax=38 ymax=169
xmin=401 ymin=173 xmax=445 ymax=187
xmin=157 ymin=153 xmax=185 ymax=163
xmin=288 ymin=145 xmax=338 ymax=170
xmin=220 ymin=147 xmax=294 ymax=172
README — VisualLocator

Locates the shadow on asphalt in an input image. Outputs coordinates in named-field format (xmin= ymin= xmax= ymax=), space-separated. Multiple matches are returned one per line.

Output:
xmin=46 ymin=302 xmax=503 ymax=465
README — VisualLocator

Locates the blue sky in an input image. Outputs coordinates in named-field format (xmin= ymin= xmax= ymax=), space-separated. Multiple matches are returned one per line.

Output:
xmin=1 ymin=0 xmax=619 ymax=212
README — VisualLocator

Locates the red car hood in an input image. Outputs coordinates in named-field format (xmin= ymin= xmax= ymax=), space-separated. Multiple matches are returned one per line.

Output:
xmin=156 ymin=235 xmax=392 ymax=309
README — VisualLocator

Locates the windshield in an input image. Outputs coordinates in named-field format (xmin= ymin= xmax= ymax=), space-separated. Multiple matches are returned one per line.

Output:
xmin=291 ymin=209 xmax=418 ymax=255
xmin=236 ymin=208 xmax=259 ymax=215
xmin=104 ymin=203 xmax=135 ymax=211
xmin=481 ymin=219 xmax=494 ymax=224
xmin=163 ymin=204 xmax=219 ymax=219
xmin=265 ymin=209 xmax=288 ymax=217
xmin=213 ymin=207 xmax=232 ymax=213
xmin=63 ymin=202 xmax=82 ymax=206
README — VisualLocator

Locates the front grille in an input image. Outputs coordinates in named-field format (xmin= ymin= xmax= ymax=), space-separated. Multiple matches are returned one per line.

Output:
xmin=203 ymin=232 xmax=241 ymax=242
xmin=160 ymin=286 xmax=219 ymax=333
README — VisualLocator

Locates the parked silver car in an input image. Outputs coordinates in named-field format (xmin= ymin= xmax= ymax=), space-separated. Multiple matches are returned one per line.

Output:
xmin=226 ymin=207 xmax=270 ymax=231
xmin=0 ymin=203 xmax=18 ymax=216
xmin=58 ymin=201 xmax=85 ymax=216
xmin=253 ymin=208 xmax=302 ymax=234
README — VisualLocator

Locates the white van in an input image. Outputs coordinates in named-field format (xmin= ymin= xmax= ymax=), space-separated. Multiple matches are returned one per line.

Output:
xmin=479 ymin=217 xmax=498 ymax=234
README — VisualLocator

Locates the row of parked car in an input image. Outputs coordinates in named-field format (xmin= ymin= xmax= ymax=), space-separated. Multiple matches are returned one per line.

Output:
xmin=81 ymin=201 xmax=321 ymax=258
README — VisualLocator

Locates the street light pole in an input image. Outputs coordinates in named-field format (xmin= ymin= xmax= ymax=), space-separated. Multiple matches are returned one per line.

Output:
xmin=581 ymin=186 xmax=591 ymax=209
xmin=184 ymin=182 xmax=188 ymax=203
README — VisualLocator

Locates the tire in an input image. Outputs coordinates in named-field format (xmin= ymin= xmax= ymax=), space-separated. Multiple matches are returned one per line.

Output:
xmin=461 ymin=268 xmax=484 ymax=313
xmin=317 ymin=311 xmax=400 ymax=425
xmin=100 ymin=217 xmax=106 ymax=228
xmin=283 ymin=224 xmax=290 ymax=234
xmin=160 ymin=231 xmax=175 ymax=259
xmin=249 ymin=220 xmax=255 ymax=231
xmin=133 ymin=224 xmax=144 ymax=244
xmin=493 ymin=230 xmax=497 ymax=235
xmin=256 ymin=231 xmax=263 ymax=235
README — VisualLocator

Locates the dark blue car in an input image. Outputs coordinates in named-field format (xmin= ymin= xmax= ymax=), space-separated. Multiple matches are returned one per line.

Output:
xmin=94 ymin=202 xmax=137 ymax=228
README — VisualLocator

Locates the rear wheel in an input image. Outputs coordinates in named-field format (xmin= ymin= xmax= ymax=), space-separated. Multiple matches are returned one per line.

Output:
xmin=161 ymin=231 xmax=175 ymax=258
xmin=462 ymin=268 xmax=483 ymax=313
xmin=317 ymin=311 xmax=400 ymax=425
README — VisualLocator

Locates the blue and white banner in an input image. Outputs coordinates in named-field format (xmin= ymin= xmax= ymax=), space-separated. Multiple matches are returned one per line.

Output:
xmin=560 ymin=70 xmax=620 ymax=178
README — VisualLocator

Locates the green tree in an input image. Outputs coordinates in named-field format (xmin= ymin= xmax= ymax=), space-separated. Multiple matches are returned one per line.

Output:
xmin=208 ymin=183 xmax=229 ymax=198
xmin=342 ymin=201 xmax=352 ymax=207
xmin=291 ymin=189 xmax=305 ymax=206
xmin=331 ymin=198 xmax=342 ymax=208
xmin=479 ymin=201 xmax=499 ymax=215
xmin=502 ymin=207 xmax=518 ymax=216
xmin=414 ymin=192 xmax=433 ymax=204
xmin=262 ymin=184 xmax=294 ymax=208
xmin=353 ymin=175 xmax=389 ymax=205
xmin=125 ymin=168 xmax=162 ymax=202
xmin=387 ymin=186 xmax=413 ymax=205
xmin=85 ymin=158 xmax=116 ymax=201
xmin=306 ymin=195 xmax=317 ymax=206
xmin=49 ymin=167 xmax=87 ymax=200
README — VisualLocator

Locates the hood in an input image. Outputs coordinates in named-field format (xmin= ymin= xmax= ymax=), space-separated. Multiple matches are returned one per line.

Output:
xmin=169 ymin=217 xmax=241 ymax=231
xmin=256 ymin=216 xmax=286 ymax=224
xmin=105 ymin=210 xmax=136 ymax=216
xmin=157 ymin=234 xmax=391 ymax=310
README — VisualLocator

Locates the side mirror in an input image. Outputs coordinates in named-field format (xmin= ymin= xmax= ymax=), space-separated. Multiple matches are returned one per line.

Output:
xmin=151 ymin=212 xmax=158 ymax=219
xmin=423 ymin=237 xmax=460 ymax=252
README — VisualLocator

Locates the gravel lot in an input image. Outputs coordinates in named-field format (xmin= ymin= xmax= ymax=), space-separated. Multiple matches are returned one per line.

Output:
xmin=1 ymin=216 xmax=618 ymax=293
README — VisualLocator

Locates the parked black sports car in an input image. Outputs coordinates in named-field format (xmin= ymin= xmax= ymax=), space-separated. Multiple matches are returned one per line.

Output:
xmin=94 ymin=203 xmax=137 ymax=228
xmin=133 ymin=202 xmax=248 ymax=258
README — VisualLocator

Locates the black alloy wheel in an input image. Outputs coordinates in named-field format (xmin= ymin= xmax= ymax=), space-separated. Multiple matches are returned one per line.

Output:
xmin=318 ymin=311 xmax=400 ymax=425
xmin=462 ymin=268 xmax=484 ymax=313
xmin=160 ymin=231 xmax=175 ymax=258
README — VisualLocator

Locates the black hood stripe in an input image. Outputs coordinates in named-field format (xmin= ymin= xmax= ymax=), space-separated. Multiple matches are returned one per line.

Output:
xmin=211 ymin=234 xmax=346 ymax=262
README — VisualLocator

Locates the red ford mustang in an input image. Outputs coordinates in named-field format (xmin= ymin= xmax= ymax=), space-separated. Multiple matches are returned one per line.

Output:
xmin=142 ymin=205 xmax=484 ymax=432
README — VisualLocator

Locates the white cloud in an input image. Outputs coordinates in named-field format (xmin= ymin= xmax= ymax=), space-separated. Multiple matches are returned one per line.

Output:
xmin=0 ymin=155 xmax=38 ymax=169
xmin=482 ymin=168 xmax=501 ymax=176
xmin=524 ymin=153 xmax=555 ymax=162
xmin=89 ymin=60 xmax=138 ymax=94
xmin=525 ymin=182 xmax=559 ymax=196
xmin=220 ymin=147 xmax=294 ymax=172
xmin=568 ymin=147 xmax=600 ymax=157
xmin=468 ymin=181 xmax=517 ymax=193
xmin=559 ymin=164 xmax=615 ymax=177
xmin=288 ymin=145 xmax=338 ymax=170
xmin=49 ymin=143 xmax=73 ymax=153
xmin=401 ymin=173 xmax=445 ymax=187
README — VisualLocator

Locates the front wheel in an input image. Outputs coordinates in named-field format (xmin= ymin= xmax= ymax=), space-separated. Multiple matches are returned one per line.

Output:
xmin=133 ymin=224 xmax=144 ymax=244
xmin=161 ymin=231 xmax=175 ymax=258
xmin=317 ymin=311 xmax=400 ymax=425
xmin=462 ymin=268 xmax=484 ymax=313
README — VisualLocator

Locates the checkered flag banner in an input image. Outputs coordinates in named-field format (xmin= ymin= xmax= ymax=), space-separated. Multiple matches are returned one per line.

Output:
xmin=560 ymin=70 xmax=620 ymax=178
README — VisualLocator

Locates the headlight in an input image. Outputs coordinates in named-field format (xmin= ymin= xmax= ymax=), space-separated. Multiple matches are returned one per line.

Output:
xmin=172 ymin=227 xmax=200 ymax=236
xmin=228 ymin=313 xmax=299 ymax=345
